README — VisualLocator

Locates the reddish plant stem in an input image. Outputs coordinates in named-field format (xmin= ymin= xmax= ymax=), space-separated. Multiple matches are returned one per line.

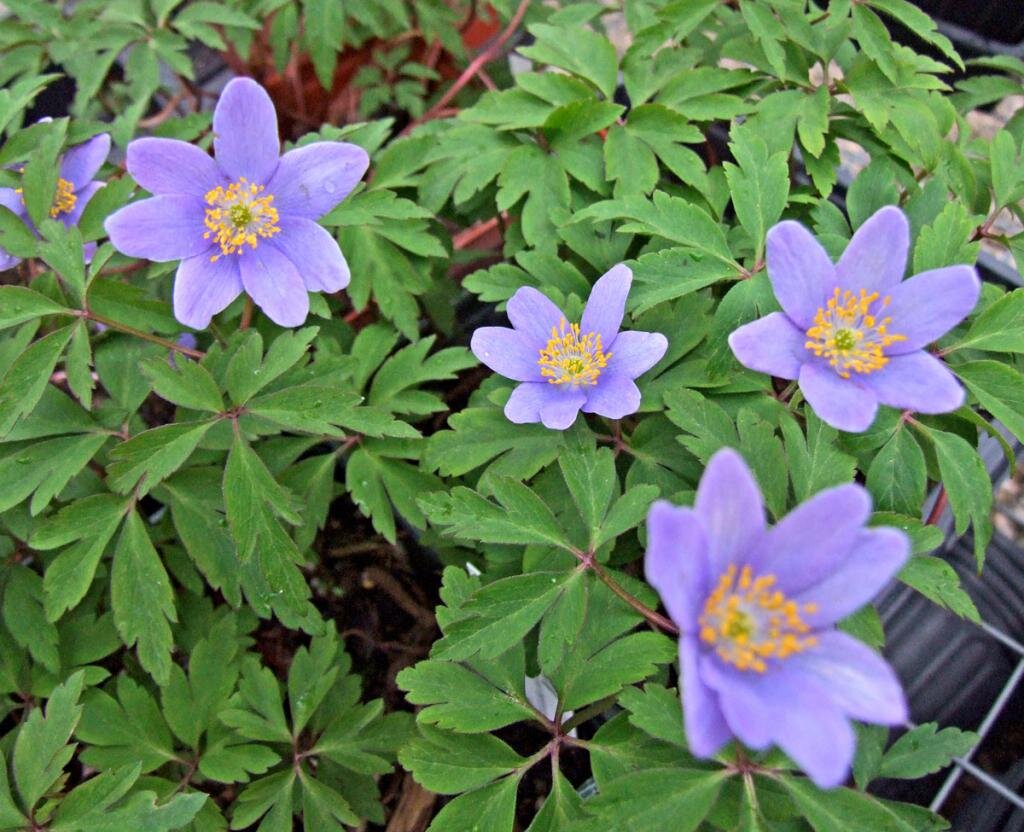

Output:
xmin=239 ymin=296 xmax=254 ymax=331
xmin=81 ymin=310 xmax=204 ymax=358
xmin=585 ymin=556 xmax=680 ymax=636
xmin=400 ymin=0 xmax=530 ymax=135
xmin=452 ymin=215 xmax=503 ymax=249
xmin=138 ymin=93 xmax=185 ymax=129
xmin=926 ymin=486 xmax=948 ymax=526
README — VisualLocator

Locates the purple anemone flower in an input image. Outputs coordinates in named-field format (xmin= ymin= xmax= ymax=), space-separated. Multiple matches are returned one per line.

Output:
xmin=645 ymin=448 xmax=909 ymax=789
xmin=104 ymin=77 xmax=369 ymax=329
xmin=728 ymin=206 xmax=980 ymax=432
xmin=470 ymin=264 xmax=668 ymax=430
xmin=0 ymin=131 xmax=110 ymax=270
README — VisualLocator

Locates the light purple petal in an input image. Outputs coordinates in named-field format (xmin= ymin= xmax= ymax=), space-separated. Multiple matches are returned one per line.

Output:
xmin=267 ymin=142 xmax=370 ymax=221
xmin=540 ymin=387 xmax=586 ymax=430
xmin=504 ymin=382 xmax=548 ymax=424
xmin=82 ymin=242 xmax=97 ymax=264
xmin=471 ymin=326 xmax=541 ymax=382
xmin=506 ymin=287 xmax=566 ymax=346
xmin=579 ymin=263 xmax=631 ymax=347
xmin=861 ymin=352 xmax=964 ymax=414
xmin=681 ymin=637 xmax=733 ymax=757
xmin=835 ymin=206 xmax=908 ymax=295
xmin=581 ymin=375 xmax=641 ymax=419
xmin=60 ymin=133 xmax=110 ymax=189
xmin=0 ymin=250 xmax=20 ymax=271
xmin=503 ymin=382 xmax=585 ymax=429
xmin=127 ymin=137 xmax=225 ymax=197
xmin=644 ymin=502 xmax=708 ymax=630
xmin=0 ymin=187 xmax=26 ymax=218
xmin=705 ymin=656 xmax=855 ymax=789
xmin=104 ymin=196 xmax=210 ymax=262
xmin=63 ymin=181 xmax=102 ymax=227
xmin=796 ymin=527 xmax=909 ymax=626
xmin=238 ymin=244 xmax=308 ymax=327
xmin=173 ymin=253 xmax=244 ymax=330
xmin=798 ymin=362 xmax=877 ymax=433
xmin=269 ymin=216 xmax=349 ymax=293
xmin=751 ymin=483 xmax=871 ymax=595
xmin=606 ymin=330 xmax=668 ymax=380
xmin=765 ymin=220 xmax=835 ymax=329
xmin=728 ymin=312 xmax=808 ymax=380
xmin=699 ymin=656 xmax=774 ymax=750
xmin=213 ymin=78 xmax=280 ymax=184
xmin=694 ymin=449 xmax=765 ymax=579
xmin=885 ymin=265 xmax=981 ymax=354
xmin=786 ymin=631 xmax=908 ymax=725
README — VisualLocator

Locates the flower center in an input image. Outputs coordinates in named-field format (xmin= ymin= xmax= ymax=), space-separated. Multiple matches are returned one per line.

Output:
xmin=203 ymin=177 xmax=280 ymax=261
xmin=805 ymin=288 xmax=906 ymax=378
xmin=699 ymin=564 xmax=818 ymax=673
xmin=50 ymin=178 xmax=77 ymax=218
xmin=537 ymin=318 xmax=610 ymax=386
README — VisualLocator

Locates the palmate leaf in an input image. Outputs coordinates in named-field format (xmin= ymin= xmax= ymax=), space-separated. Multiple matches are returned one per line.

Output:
xmin=780 ymin=776 xmax=949 ymax=831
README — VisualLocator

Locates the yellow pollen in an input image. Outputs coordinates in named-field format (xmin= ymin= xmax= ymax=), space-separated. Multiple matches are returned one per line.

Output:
xmin=805 ymin=287 xmax=906 ymax=378
xmin=699 ymin=564 xmax=819 ymax=673
xmin=537 ymin=318 xmax=610 ymax=386
xmin=50 ymin=178 xmax=77 ymax=218
xmin=203 ymin=177 xmax=280 ymax=261
xmin=14 ymin=179 xmax=77 ymax=218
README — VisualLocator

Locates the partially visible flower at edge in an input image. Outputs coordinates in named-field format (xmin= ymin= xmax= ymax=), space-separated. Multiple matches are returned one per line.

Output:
xmin=470 ymin=264 xmax=668 ymax=430
xmin=0 ymin=131 xmax=111 ymax=271
xmin=105 ymin=77 xmax=369 ymax=330
xmin=728 ymin=206 xmax=980 ymax=433
xmin=645 ymin=448 xmax=909 ymax=789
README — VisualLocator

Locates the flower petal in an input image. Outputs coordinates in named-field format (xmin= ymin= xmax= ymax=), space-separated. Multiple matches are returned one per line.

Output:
xmin=213 ymin=78 xmax=280 ymax=183
xmin=681 ymin=637 xmax=733 ymax=757
xmin=60 ymin=133 xmax=110 ymax=189
xmin=728 ymin=312 xmax=808 ymax=380
xmin=751 ymin=483 xmax=870 ymax=594
xmin=699 ymin=656 xmax=773 ymax=750
xmin=63 ymin=181 xmax=102 ymax=227
xmin=766 ymin=220 xmax=835 ymax=328
xmin=0 ymin=250 xmax=20 ymax=271
xmin=506 ymin=287 xmax=566 ymax=346
xmin=798 ymin=362 xmax=877 ymax=433
xmin=173 ymin=253 xmax=244 ymax=330
xmin=269 ymin=216 xmax=349 ymax=293
xmin=644 ymin=502 xmax=708 ymax=630
xmin=705 ymin=656 xmax=855 ymax=789
xmin=861 ymin=352 xmax=964 ymax=414
xmin=796 ymin=527 xmax=909 ymax=626
xmin=835 ymin=206 xmax=909 ymax=295
xmin=581 ymin=375 xmax=641 ymax=419
xmin=503 ymin=382 xmax=585 ymax=429
xmin=885 ymin=265 xmax=980 ymax=354
xmin=540 ymin=387 xmax=586 ymax=430
xmin=786 ymin=631 xmax=908 ymax=725
xmin=694 ymin=448 xmax=765 ymax=579
xmin=471 ymin=326 xmax=542 ymax=382
xmin=268 ymin=142 xmax=370 ymax=221
xmin=238 ymin=244 xmax=308 ymax=327
xmin=104 ymin=196 xmax=211 ymax=262
xmin=606 ymin=330 xmax=668 ymax=380
xmin=580 ymin=263 xmax=632 ymax=346
xmin=126 ymin=137 xmax=225 ymax=196
xmin=0 ymin=187 xmax=26 ymax=217
xmin=504 ymin=382 xmax=548 ymax=424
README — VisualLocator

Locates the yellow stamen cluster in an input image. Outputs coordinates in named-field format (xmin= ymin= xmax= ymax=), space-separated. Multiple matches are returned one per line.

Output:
xmin=537 ymin=318 xmax=610 ymax=386
xmin=699 ymin=564 xmax=818 ymax=673
xmin=50 ymin=178 xmax=77 ymax=218
xmin=14 ymin=178 xmax=77 ymax=218
xmin=805 ymin=287 xmax=906 ymax=378
xmin=203 ymin=177 xmax=280 ymax=261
